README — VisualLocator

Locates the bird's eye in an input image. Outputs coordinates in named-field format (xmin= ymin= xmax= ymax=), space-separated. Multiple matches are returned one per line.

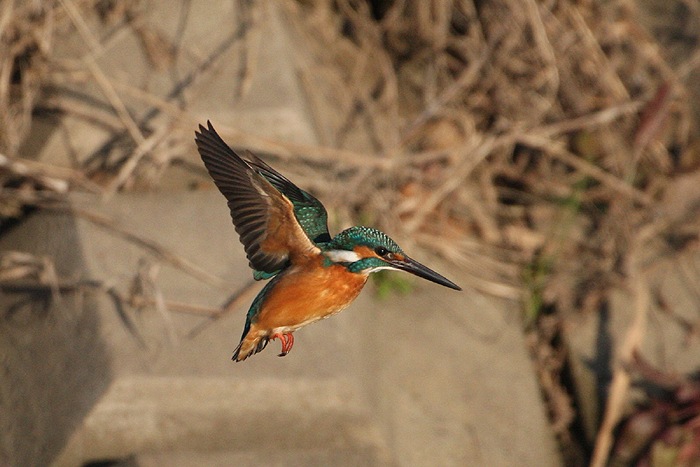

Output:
xmin=374 ymin=246 xmax=389 ymax=257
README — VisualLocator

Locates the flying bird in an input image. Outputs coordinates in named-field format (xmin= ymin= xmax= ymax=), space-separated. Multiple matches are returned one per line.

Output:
xmin=195 ymin=121 xmax=461 ymax=361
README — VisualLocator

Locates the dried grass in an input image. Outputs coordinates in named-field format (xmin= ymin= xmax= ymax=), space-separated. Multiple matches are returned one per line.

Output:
xmin=284 ymin=0 xmax=700 ymax=308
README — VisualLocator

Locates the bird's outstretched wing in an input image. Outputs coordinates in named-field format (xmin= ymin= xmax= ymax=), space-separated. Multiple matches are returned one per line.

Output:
xmin=245 ymin=152 xmax=331 ymax=245
xmin=195 ymin=121 xmax=320 ymax=276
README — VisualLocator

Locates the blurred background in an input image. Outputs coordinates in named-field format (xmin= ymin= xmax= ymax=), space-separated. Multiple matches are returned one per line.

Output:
xmin=1 ymin=0 xmax=699 ymax=466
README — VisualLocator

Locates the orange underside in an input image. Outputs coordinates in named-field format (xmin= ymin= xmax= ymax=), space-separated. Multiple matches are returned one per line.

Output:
xmin=253 ymin=257 xmax=369 ymax=332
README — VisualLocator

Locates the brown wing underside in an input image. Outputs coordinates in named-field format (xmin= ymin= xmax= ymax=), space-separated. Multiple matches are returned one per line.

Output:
xmin=195 ymin=121 xmax=319 ymax=273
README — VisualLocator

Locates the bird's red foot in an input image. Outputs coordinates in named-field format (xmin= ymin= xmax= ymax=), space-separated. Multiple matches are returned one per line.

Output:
xmin=271 ymin=332 xmax=294 ymax=357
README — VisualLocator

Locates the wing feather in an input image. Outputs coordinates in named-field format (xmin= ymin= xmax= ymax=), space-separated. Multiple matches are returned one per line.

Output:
xmin=246 ymin=152 xmax=332 ymax=245
xmin=195 ymin=121 xmax=319 ymax=274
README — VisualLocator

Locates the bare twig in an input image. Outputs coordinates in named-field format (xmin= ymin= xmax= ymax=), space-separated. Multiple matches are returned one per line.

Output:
xmin=59 ymin=205 xmax=228 ymax=289
xmin=186 ymin=279 xmax=260 ymax=338
xmin=590 ymin=243 xmax=651 ymax=467
xmin=59 ymin=0 xmax=145 ymax=145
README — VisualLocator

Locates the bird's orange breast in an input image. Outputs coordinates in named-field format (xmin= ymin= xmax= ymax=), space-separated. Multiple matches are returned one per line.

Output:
xmin=254 ymin=256 xmax=369 ymax=331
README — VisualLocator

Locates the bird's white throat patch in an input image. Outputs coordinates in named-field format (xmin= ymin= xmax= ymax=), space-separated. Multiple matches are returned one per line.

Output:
xmin=367 ymin=265 xmax=399 ymax=273
xmin=325 ymin=249 xmax=361 ymax=263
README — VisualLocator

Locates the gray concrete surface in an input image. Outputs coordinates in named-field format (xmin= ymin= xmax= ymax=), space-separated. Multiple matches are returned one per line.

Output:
xmin=0 ymin=213 xmax=111 ymax=467
xmin=1 ymin=193 xmax=563 ymax=466
xmin=36 ymin=190 xmax=559 ymax=466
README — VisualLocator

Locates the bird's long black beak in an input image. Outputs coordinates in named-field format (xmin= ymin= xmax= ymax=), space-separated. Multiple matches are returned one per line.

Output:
xmin=391 ymin=256 xmax=462 ymax=291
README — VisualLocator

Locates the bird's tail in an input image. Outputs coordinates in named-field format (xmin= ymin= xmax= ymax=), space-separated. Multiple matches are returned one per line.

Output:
xmin=232 ymin=333 xmax=269 ymax=362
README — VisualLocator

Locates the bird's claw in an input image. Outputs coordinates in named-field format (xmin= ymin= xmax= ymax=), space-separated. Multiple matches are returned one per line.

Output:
xmin=271 ymin=332 xmax=294 ymax=357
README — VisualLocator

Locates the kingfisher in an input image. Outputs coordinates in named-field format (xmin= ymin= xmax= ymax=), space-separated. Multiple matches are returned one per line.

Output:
xmin=195 ymin=121 xmax=461 ymax=362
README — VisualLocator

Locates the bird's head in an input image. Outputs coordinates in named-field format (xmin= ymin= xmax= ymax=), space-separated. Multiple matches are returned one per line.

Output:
xmin=325 ymin=226 xmax=461 ymax=290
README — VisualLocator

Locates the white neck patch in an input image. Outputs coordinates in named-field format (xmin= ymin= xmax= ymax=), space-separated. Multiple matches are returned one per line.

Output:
xmin=325 ymin=249 xmax=361 ymax=263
